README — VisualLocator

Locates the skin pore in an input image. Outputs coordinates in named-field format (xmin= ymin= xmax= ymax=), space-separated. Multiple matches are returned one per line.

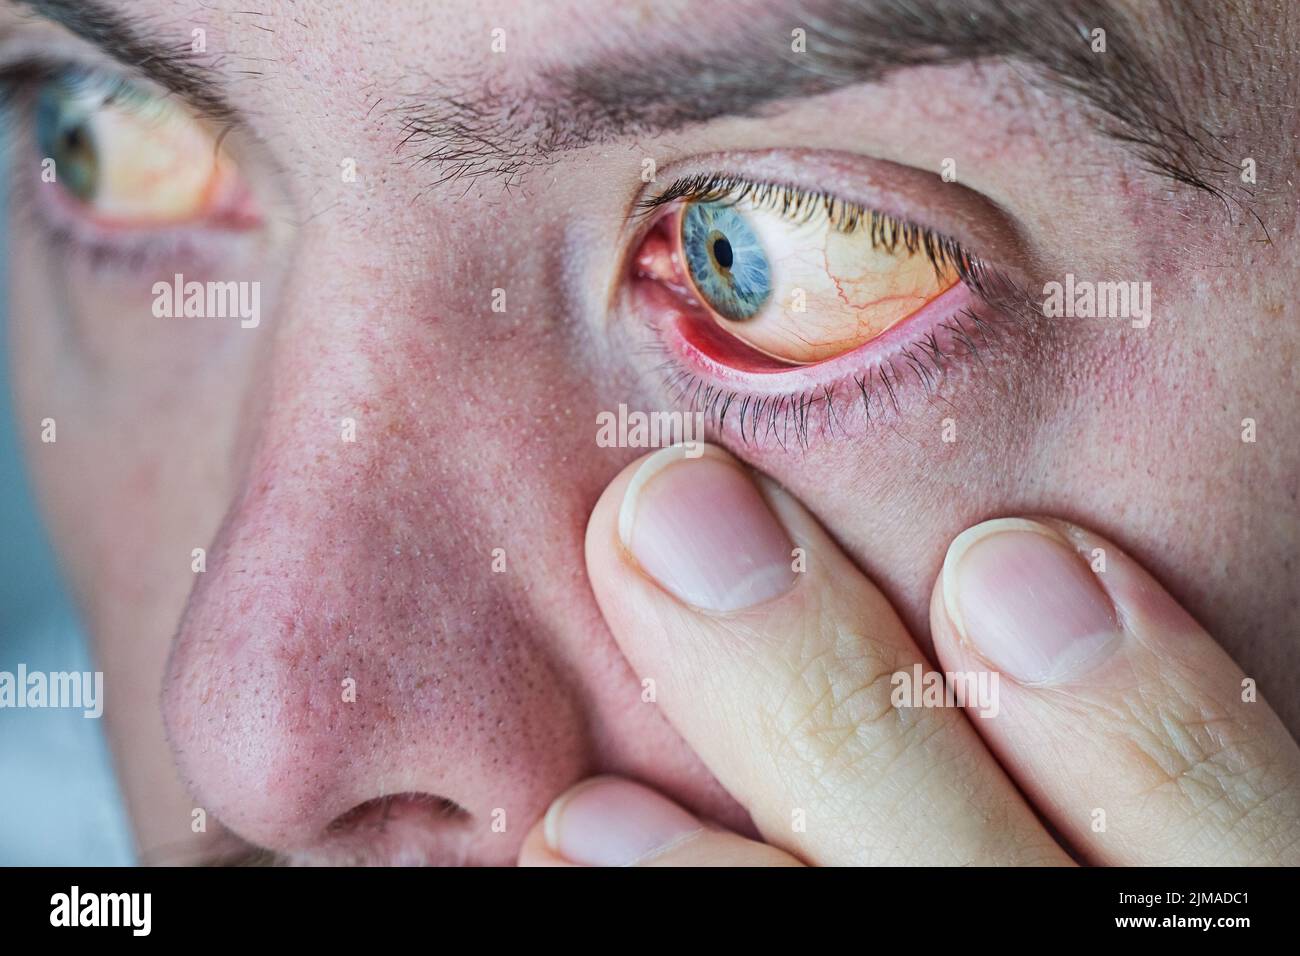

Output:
xmin=2 ymin=0 xmax=1296 ymax=865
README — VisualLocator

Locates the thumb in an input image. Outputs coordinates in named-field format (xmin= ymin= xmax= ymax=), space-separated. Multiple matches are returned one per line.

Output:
xmin=516 ymin=776 xmax=803 ymax=866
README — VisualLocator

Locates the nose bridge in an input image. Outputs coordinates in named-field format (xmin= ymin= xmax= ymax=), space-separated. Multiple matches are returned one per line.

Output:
xmin=162 ymin=254 xmax=587 ymax=860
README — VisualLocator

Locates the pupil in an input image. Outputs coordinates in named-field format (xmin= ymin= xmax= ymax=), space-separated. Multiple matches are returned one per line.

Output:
xmin=712 ymin=235 xmax=733 ymax=270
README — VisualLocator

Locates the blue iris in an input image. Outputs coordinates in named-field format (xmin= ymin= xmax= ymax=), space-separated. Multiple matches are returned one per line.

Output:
xmin=35 ymin=78 xmax=98 ymax=203
xmin=681 ymin=201 xmax=772 ymax=321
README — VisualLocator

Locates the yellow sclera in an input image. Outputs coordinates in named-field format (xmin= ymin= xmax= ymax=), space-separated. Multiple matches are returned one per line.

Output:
xmin=44 ymin=81 xmax=236 ymax=225
xmin=690 ymin=196 xmax=959 ymax=364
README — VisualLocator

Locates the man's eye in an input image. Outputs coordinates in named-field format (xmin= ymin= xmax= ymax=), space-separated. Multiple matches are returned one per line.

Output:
xmin=647 ymin=178 xmax=968 ymax=366
xmin=34 ymin=71 xmax=242 ymax=226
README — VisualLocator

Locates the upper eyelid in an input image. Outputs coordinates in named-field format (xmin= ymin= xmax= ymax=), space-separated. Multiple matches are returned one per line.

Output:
xmin=0 ymin=52 xmax=188 ymax=119
xmin=0 ymin=50 xmax=263 ymax=192
xmin=0 ymin=24 xmax=237 ymax=130
xmin=630 ymin=146 xmax=1038 ymax=266
xmin=641 ymin=173 xmax=961 ymax=244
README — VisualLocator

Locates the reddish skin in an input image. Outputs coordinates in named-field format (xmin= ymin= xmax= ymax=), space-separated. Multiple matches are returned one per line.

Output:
xmin=3 ymin=1 xmax=1296 ymax=864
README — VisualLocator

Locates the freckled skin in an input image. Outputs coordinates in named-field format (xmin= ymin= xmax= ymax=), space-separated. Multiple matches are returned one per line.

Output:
xmin=3 ymin=0 xmax=1297 ymax=864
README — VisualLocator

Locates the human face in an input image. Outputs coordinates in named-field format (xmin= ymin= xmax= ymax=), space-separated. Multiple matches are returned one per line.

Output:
xmin=3 ymin=0 xmax=1296 ymax=865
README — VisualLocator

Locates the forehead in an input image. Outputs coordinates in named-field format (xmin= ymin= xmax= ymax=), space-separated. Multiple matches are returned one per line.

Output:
xmin=148 ymin=0 xmax=731 ymax=90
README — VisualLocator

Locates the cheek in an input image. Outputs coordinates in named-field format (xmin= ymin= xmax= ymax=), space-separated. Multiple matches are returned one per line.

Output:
xmin=8 ymin=241 xmax=253 ymax=857
xmin=8 ymin=232 xmax=252 ymax=609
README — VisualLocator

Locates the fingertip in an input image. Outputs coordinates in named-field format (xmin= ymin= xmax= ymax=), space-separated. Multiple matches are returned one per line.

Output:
xmin=601 ymin=442 xmax=799 ymax=614
xmin=613 ymin=443 xmax=739 ymax=551
xmin=516 ymin=816 xmax=576 ymax=867
xmin=938 ymin=516 xmax=1121 ymax=685
xmin=535 ymin=775 xmax=703 ymax=867
xmin=940 ymin=518 xmax=1070 ymax=644
xmin=586 ymin=445 xmax=731 ymax=597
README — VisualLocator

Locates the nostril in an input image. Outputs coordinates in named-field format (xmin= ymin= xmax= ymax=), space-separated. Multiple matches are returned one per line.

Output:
xmin=325 ymin=793 xmax=470 ymax=840
xmin=295 ymin=793 xmax=476 ymax=865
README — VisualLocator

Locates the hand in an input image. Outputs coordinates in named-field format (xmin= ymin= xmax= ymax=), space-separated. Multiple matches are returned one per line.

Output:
xmin=517 ymin=444 xmax=1300 ymax=866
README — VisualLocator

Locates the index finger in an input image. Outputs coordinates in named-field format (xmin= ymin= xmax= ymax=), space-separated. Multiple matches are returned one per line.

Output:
xmin=586 ymin=444 xmax=1069 ymax=865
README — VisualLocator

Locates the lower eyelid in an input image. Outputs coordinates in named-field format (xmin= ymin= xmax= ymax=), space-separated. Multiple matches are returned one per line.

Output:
xmin=0 ymin=72 xmax=263 ymax=274
xmin=10 ymin=159 xmax=259 ymax=276
xmin=625 ymin=259 xmax=1020 ymax=450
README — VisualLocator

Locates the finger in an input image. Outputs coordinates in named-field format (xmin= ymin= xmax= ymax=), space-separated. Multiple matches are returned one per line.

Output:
xmin=931 ymin=516 xmax=1300 ymax=865
xmin=586 ymin=444 xmax=1070 ymax=866
xmin=516 ymin=776 xmax=802 ymax=867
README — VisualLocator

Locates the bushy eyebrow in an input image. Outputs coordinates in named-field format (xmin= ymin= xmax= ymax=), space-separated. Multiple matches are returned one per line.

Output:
xmin=399 ymin=0 xmax=1250 ymax=208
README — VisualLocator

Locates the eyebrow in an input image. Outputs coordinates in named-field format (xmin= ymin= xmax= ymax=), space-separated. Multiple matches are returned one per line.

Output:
xmin=11 ymin=0 xmax=235 ymax=123
xmin=12 ymin=0 xmax=1245 ymax=206
xmin=397 ymin=0 xmax=1244 ymax=204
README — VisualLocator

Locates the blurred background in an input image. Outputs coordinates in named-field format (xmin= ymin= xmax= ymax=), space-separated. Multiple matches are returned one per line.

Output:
xmin=0 ymin=150 xmax=135 ymax=865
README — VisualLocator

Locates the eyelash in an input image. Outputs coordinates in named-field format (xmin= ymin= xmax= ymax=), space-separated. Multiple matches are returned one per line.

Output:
xmin=632 ymin=174 xmax=1025 ymax=449
xmin=0 ymin=56 xmax=128 ymax=102
xmin=638 ymin=172 xmax=996 ymax=298
xmin=646 ymin=310 xmax=996 ymax=450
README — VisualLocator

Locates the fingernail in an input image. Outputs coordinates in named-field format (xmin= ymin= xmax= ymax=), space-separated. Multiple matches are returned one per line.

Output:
xmin=619 ymin=444 xmax=796 ymax=613
xmin=543 ymin=776 xmax=702 ymax=866
xmin=943 ymin=518 xmax=1120 ymax=684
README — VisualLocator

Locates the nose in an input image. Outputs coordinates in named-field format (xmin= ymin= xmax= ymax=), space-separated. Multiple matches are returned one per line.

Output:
xmin=164 ymin=492 xmax=587 ymax=863
xmin=161 ymin=258 xmax=589 ymax=865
